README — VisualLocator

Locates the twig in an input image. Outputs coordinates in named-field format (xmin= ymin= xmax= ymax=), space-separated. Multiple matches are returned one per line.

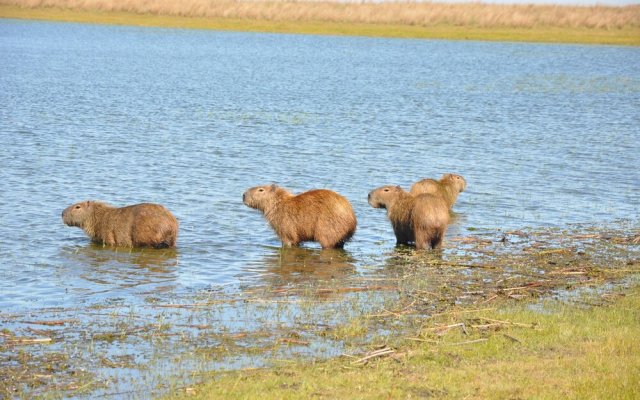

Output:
xmin=471 ymin=323 xmax=502 ymax=329
xmin=480 ymin=295 xmax=499 ymax=303
xmin=431 ymin=307 xmax=495 ymax=317
xmin=477 ymin=317 xmax=536 ymax=328
xmin=445 ymin=338 xmax=488 ymax=346
xmin=405 ymin=337 xmax=439 ymax=343
xmin=277 ymin=338 xmax=310 ymax=346
xmin=548 ymin=270 xmax=587 ymax=275
xmin=150 ymin=301 xmax=237 ymax=308
xmin=502 ymin=333 xmax=522 ymax=343
xmin=17 ymin=319 xmax=77 ymax=326
xmin=424 ymin=323 xmax=465 ymax=332
xmin=352 ymin=347 xmax=396 ymax=364
xmin=6 ymin=337 xmax=52 ymax=345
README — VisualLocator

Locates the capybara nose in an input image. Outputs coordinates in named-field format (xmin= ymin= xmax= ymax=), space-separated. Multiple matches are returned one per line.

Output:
xmin=242 ymin=193 xmax=246 ymax=202
xmin=367 ymin=193 xmax=371 ymax=200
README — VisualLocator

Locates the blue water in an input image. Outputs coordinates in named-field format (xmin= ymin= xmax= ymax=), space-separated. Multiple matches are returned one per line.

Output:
xmin=0 ymin=19 xmax=638 ymax=315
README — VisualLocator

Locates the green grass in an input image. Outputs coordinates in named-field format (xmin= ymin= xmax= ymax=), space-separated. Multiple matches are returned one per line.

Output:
xmin=1 ymin=5 xmax=639 ymax=45
xmin=167 ymin=285 xmax=640 ymax=399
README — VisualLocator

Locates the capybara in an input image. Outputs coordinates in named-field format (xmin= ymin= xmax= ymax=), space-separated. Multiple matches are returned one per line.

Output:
xmin=62 ymin=201 xmax=178 ymax=248
xmin=243 ymin=184 xmax=357 ymax=249
xmin=410 ymin=173 xmax=467 ymax=210
xmin=368 ymin=185 xmax=449 ymax=250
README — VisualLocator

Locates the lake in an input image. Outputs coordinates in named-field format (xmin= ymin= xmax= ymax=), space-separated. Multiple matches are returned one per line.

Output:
xmin=0 ymin=18 xmax=638 ymax=397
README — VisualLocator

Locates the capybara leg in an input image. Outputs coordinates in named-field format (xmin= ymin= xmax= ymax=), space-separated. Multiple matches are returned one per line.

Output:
xmin=431 ymin=233 xmax=444 ymax=250
xmin=281 ymin=237 xmax=299 ymax=248
xmin=414 ymin=230 xmax=429 ymax=250
xmin=319 ymin=238 xmax=342 ymax=250
xmin=430 ymin=227 xmax=446 ymax=250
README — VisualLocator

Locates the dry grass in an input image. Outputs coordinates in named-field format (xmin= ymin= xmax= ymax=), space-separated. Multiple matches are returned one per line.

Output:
xmin=3 ymin=0 xmax=639 ymax=30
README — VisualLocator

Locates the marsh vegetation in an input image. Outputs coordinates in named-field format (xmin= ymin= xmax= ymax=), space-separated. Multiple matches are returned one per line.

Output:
xmin=2 ymin=226 xmax=639 ymax=398
xmin=1 ymin=0 xmax=639 ymax=44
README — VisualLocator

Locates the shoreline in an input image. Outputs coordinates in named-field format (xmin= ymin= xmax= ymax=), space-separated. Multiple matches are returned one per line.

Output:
xmin=2 ymin=226 xmax=639 ymax=398
xmin=1 ymin=5 xmax=639 ymax=45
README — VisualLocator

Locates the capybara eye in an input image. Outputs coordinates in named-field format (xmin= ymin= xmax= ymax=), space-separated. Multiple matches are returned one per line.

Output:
xmin=74 ymin=205 xmax=81 ymax=210
xmin=384 ymin=188 xmax=389 ymax=192
xmin=258 ymin=188 xmax=264 ymax=192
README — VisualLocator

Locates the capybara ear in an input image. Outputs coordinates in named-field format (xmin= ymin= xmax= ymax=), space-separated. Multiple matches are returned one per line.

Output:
xmin=270 ymin=183 xmax=277 ymax=191
xmin=395 ymin=185 xmax=402 ymax=191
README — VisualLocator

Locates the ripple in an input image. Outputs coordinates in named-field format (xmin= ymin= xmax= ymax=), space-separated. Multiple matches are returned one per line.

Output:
xmin=0 ymin=19 xmax=638 ymax=315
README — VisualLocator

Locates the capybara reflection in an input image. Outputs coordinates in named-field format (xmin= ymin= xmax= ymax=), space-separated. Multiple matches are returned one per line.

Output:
xmin=410 ymin=173 xmax=467 ymax=210
xmin=243 ymin=184 xmax=357 ymax=249
xmin=368 ymin=185 xmax=449 ymax=250
xmin=62 ymin=201 xmax=178 ymax=248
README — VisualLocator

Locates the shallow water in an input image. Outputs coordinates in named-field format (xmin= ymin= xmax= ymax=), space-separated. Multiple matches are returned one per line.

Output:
xmin=0 ymin=18 xmax=639 ymax=397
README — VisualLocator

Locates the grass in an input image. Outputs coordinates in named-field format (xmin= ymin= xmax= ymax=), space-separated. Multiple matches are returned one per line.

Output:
xmin=1 ymin=2 xmax=639 ymax=45
xmin=167 ymin=284 xmax=640 ymax=399
xmin=2 ymin=227 xmax=638 ymax=398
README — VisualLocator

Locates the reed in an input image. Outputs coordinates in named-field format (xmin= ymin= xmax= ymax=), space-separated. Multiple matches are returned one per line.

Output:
xmin=3 ymin=0 xmax=639 ymax=30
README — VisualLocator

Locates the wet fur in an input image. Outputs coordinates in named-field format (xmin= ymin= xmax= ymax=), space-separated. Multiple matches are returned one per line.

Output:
xmin=368 ymin=185 xmax=449 ymax=250
xmin=243 ymin=185 xmax=357 ymax=249
xmin=62 ymin=201 xmax=178 ymax=248
xmin=410 ymin=173 xmax=467 ymax=210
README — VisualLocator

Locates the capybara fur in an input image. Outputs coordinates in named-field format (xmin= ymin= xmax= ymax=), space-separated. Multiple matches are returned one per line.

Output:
xmin=243 ymin=184 xmax=357 ymax=249
xmin=62 ymin=201 xmax=178 ymax=248
xmin=410 ymin=173 xmax=467 ymax=210
xmin=368 ymin=185 xmax=449 ymax=250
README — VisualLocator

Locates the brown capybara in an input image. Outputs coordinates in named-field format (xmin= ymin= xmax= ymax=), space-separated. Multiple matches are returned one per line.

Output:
xmin=243 ymin=184 xmax=357 ymax=249
xmin=62 ymin=201 xmax=178 ymax=248
xmin=368 ymin=185 xmax=449 ymax=250
xmin=410 ymin=173 xmax=467 ymax=210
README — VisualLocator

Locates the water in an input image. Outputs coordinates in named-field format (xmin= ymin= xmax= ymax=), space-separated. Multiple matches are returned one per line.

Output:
xmin=0 ymin=18 xmax=639 ymax=396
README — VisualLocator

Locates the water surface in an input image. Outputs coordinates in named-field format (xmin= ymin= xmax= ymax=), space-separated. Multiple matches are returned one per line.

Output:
xmin=0 ymin=18 xmax=638 ymax=397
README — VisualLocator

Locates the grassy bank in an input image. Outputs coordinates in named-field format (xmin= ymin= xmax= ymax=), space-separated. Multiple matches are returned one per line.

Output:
xmin=1 ymin=3 xmax=639 ymax=45
xmin=168 ymin=282 xmax=640 ymax=399
xmin=2 ymin=227 xmax=638 ymax=399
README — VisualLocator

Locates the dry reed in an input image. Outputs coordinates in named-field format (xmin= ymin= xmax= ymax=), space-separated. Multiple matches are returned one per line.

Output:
xmin=2 ymin=0 xmax=639 ymax=29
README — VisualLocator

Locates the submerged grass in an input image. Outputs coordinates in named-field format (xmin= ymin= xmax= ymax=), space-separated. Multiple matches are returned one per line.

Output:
xmin=1 ymin=3 xmax=639 ymax=45
xmin=1 ymin=226 xmax=639 ymax=398
xmin=168 ymin=283 xmax=640 ymax=399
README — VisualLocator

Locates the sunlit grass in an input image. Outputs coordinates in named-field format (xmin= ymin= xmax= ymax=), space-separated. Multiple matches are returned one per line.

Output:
xmin=1 ymin=3 xmax=639 ymax=45
xmin=167 ymin=285 xmax=640 ymax=399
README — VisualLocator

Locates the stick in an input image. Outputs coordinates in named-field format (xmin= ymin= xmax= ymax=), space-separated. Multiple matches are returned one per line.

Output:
xmin=277 ymin=338 xmax=310 ymax=346
xmin=446 ymin=338 xmax=488 ymax=346
xmin=502 ymin=333 xmax=522 ymax=343
xmin=404 ymin=337 xmax=439 ymax=343
xmin=477 ymin=317 xmax=536 ymax=328
xmin=431 ymin=308 xmax=496 ymax=316
xmin=352 ymin=348 xmax=395 ymax=364
xmin=17 ymin=319 xmax=77 ymax=326
xmin=6 ymin=337 xmax=52 ymax=345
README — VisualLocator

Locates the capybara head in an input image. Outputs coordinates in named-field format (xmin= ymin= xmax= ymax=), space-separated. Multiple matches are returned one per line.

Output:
xmin=243 ymin=184 xmax=282 ymax=212
xmin=368 ymin=185 xmax=403 ymax=209
xmin=441 ymin=174 xmax=467 ymax=193
xmin=62 ymin=200 xmax=94 ymax=227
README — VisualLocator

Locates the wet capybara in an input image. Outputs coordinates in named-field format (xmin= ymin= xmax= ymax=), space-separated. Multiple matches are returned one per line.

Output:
xmin=62 ymin=201 xmax=178 ymax=248
xmin=410 ymin=173 xmax=467 ymax=210
xmin=368 ymin=185 xmax=449 ymax=250
xmin=243 ymin=184 xmax=357 ymax=249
